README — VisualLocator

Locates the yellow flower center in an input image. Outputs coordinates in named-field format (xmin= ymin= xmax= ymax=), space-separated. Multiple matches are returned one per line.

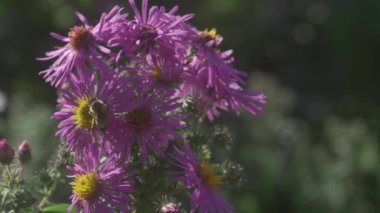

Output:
xmin=152 ymin=66 xmax=163 ymax=81
xmin=69 ymin=26 xmax=94 ymax=50
xmin=72 ymin=172 xmax=100 ymax=200
xmin=126 ymin=107 xmax=151 ymax=130
xmin=72 ymin=95 xmax=94 ymax=129
xmin=199 ymin=162 xmax=222 ymax=188
xmin=201 ymin=28 xmax=220 ymax=41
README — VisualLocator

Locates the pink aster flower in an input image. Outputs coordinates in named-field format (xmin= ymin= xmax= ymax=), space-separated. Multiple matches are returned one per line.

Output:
xmin=125 ymin=51 xmax=183 ymax=93
xmin=122 ymin=91 xmax=185 ymax=160
xmin=68 ymin=149 xmax=134 ymax=213
xmin=111 ymin=0 xmax=194 ymax=58
xmin=180 ymin=28 xmax=266 ymax=120
xmin=169 ymin=142 xmax=233 ymax=213
xmin=53 ymin=70 xmax=131 ymax=156
xmin=95 ymin=6 xmax=129 ymax=42
xmin=181 ymin=62 xmax=266 ymax=121
xmin=39 ymin=6 xmax=128 ymax=87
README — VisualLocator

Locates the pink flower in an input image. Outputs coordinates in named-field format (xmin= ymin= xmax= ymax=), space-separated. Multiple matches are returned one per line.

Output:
xmin=68 ymin=149 xmax=134 ymax=213
xmin=122 ymin=91 xmax=185 ymax=160
xmin=0 ymin=139 xmax=14 ymax=165
xmin=39 ymin=6 xmax=128 ymax=87
xmin=180 ymin=28 xmax=266 ymax=120
xmin=169 ymin=142 xmax=233 ymax=213
xmin=53 ymin=70 xmax=132 ymax=157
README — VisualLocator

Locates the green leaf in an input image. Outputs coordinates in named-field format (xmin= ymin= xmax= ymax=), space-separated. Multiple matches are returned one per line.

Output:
xmin=1 ymin=188 xmax=10 ymax=203
xmin=42 ymin=203 xmax=74 ymax=213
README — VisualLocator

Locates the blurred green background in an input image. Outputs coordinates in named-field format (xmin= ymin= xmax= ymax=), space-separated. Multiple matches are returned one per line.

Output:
xmin=0 ymin=0 xmax=380 ymax=212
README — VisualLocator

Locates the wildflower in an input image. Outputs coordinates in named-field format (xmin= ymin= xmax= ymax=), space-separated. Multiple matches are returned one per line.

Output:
xmin=0 ymin=139 xmax=14 ymax=165
xmin=111 ymin=0 xmax=194 ymax=58
xmin=96 ymin=6 xmax=129 ymax=42
xmin=180 ymin=28 xmax=266 ymax=120
xmin=53 ymin=70 xmax=131 ymax=156
xmin=68 ymin=150 xmax=134 ymax=212
xmin=127 ymin=52 xmax=183 ymax=93
xmin=17 ymin=140 xmax=31 ymax=164
xmin=169 ymin=142 xmax=233 ymax=213
xmin=123 ymin=91 xmax=185 ymax=160
xmin=38 ymin=6 xmax=128 ymax=87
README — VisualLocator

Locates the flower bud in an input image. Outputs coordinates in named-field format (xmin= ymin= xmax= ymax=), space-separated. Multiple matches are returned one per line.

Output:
xmin=222 ymin=161 xmax=244 ymax=186
xmin=161 ymin=202 xmax=181 ymax=213
xmin=18 ymin=140 xmax=31 ymax=164
xmin=0 ymin=139 xmax=15 ymax=165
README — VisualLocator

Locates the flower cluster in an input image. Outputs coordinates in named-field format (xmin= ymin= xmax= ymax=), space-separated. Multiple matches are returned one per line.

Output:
xmin=39 ymin=0 xmax=265 ymax=212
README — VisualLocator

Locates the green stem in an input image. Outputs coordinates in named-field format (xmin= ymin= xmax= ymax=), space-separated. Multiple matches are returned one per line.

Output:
xmin=5 ymin=165 xmax=13 ymax=188
xmin=37 ymin=175 xmax=61 ymax=210
xmin=38 ymin=195 xmax=50 ymax=210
